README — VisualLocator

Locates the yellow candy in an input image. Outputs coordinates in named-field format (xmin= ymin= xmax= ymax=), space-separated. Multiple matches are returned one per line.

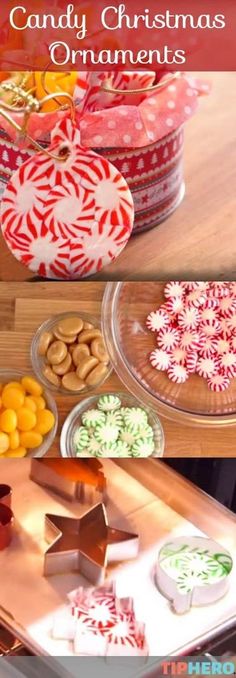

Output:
xmin=4 ymin=381 xmax=24 ymax=392
xmin=0 ymin=432 xmax=10 ymax=454
xmin=24 ymin=396 xmax=37 ymax=413
xmin=34 ymin=71 xmax=77 ymax=112
xmin=31 ymin=396 xmax=46 ymax=410
xmin=17 ymin=408 xmax=37 ymax=432
xmin=6 ymin=447 xmax=27 ymax=458
xmin=9 ymin=430 xmax=20 ymax=450
xmin=2 ymin=387 xmax=24 ymax=410
xmin=34 ymin=409 xmax=55 ymax=435
xmin=20 ymin=431 xmax=43 ymax=449
xmin=0 ymin=409 xmax=17 ymax=433
xmin=21 ymin=377 xmax=43 ymax=397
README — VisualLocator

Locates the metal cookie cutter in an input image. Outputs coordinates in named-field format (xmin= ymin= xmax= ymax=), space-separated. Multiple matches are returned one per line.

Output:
xmin=0 ymin=485 xmax=14 ymax=551
xmin=155 ymin=536 xmax=233 ymax=614
xmin=44 ymin=503 xmax=139 ymax=585
xmin=30 ymin=459 xmax=107 ymax=505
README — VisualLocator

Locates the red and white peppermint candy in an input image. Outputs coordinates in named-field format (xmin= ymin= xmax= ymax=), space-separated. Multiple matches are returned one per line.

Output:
xmin=157 ymin=327 xmax=180 ymax=350
xmin=231 ymin=336 xmax=236 ymax=352
xmin=200 ymin=305 xmax=219 ymax=323
xmin=146 ymin=309 xmax=169 ymax=332
xmin=219 ymin=318 xmax=232 ymax=339
xmin=186 ymin=351 xmax=198 ymax=374
xmin=180 ymin=329 xmax=200 ymax=350
xmin=178 ymin=307 xmax=200 ymax=330
xmin=196 ymin=356 xmax=218 ymax=379
xmin=200 ymin=319 xmax=221 ymax=337
xmin=215 ymin=338 xmax=231 ymax=355
xmin=171 ymin=347 xmax=187 ymax=364
xmin=198 ymin=336 xmax=218 ymax=358
xmin=168 ymin=364 xmax=189 ymax=384
xmin=219 ymin=352 xmax=236 ymax=378
xmin=150 ymin=349 xmax=172 ymax=371
xmin=226 ymin=314 xmax=236 ymax=332
xmin=165 ymin=297 xmax=184 ymax=315
xmin=230 ymin=282 xmax=236 ymax=296
xmin=207 ymin=374 xmax=231 ymax=392
xmin=218 ymin=296 xmax=236 ymax=318
xmin=185 ymin=282 xmax=208 ymax=292
xmin=186 ymin=290 xmax=207 ymax=308
xmin=208 ymin=283 xmax=230 ymax=298
xmin=164 ymin=281 xmax=185 ymax=299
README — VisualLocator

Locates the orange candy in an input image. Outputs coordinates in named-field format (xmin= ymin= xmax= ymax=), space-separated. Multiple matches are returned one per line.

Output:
xmin=17 ymin=408 xmax=37 ymax=432
xmin=34 ymin=409 xmax=55 ymax=435
xmin=0 ymin=409 xmax=17 ymax=433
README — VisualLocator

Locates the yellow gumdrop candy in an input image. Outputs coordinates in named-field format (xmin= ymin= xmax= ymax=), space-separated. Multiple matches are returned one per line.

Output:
xmin=9 ymin=429 xmax=20 ymax=450
xmin=20 ymin=431 xmax=43 ymax=449
xmin=0 ymin=409 xmax=17 ymax=433
xmin=17 ymin=408 xmax=37 ymax=432
xmin=21 ymin=377 xmax=43 ymax=397
xmin=2 ymin=387 xmax=24 ymax=410
xmin=4 ymin=381 xmax=24 ymax=391
xmin=34 ymin=409 xmax=55 ymax=435
xmin=24 ymin=396 xmax=37 ymax=413
xmin=31 ymin=396 xmax=46 ymax=411
xmin=6 ymin=447 xmax=27 ymax=458
xmin=0 ymin=432 xmax=10 ymax=454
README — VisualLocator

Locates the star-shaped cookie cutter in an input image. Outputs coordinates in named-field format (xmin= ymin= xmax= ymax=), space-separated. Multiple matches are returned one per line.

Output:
xmin=44 ymin=503 xmax=139 ymax=585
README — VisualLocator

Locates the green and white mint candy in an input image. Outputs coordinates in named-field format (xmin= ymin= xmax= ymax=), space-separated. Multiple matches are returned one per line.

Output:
xmin=115 ymin=441 xmax=130 ymax=456
xmin=123 ymin=407 xmax=148 ymax=429
xmin=120 ymin=425 xmax=139 ymax=447
xmin=138 ymin=424 xmax=155 ymax=441
xmin=131 ymin=438 xmax=155 ymax=457
xmin=95 ymin=423 xmax=119 ymax=445
xmin=74 ymin=427 xmax=89 ymax=452
xmin=86 ymin=436 xmax=102 ymax=457
xmin=97 ymin=395 xmax=121 ymax=412
xmin=97 ymin=442 xmax=121 ymax=458
xmin=81 ymin=409 xmax=106 ymax=428
xmin=106 ymin=410 xmax=123 ymax=428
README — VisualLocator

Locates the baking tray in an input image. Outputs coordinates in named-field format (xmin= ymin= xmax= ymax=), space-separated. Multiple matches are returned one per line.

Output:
xmin=0 ymin=459 xmax=235 ymax=674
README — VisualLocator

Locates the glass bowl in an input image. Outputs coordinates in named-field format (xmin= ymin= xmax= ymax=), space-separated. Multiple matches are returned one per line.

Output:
xmin=31 ymin=312 xmax=112 ymax=396
xmin=60 ymin=392 xmax=164 ymax=458
xmin=102 ymin=282 xmax=236 ymax=427
xmin=0 ymin=370 xmax=58 ymax=458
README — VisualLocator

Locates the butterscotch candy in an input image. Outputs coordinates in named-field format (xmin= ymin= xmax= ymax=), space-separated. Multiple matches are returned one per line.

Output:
xmin=57 ymin=317 xmax=84 ymax=337
xmin=78 ymin=329 xmax=102 ymax=345
xmin=47 ymin=341 xmax=67 ymax=365
xmin=72 ymin=344 xmax=90 ymax=366
xmin=53 ymin=352 xmax=72 ymax=376
xmin=43 ymin=366 xmax=61 ymax=387
xmin=77 ymin=357 xmax=99 ymax=380
xmin=86 ymin=364 xmax=109 ymax=387
xmin=91 ymin=338 xmax=109 ymax=364
xmin=53 ymin=328 xmax=77 ymax=344
xmin=62 ymin=373 xmax=86 ymax=392
xmin=38 ymin=331 xmax=53 ymax=356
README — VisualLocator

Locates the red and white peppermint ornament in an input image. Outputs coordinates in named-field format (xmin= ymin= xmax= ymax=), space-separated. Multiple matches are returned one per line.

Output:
xmin=168 ymin=364 xmax=189 ymax=384
xmin=207 ymin=374 xmax=231 ymax=392
xmin=219 ymin=352 xmax=236 ymax=378
xmin=150 ymin=349 xmax=172 ymax=371
xmin=196 ymin=356 xmax=218 ymax=379
xmin=186 ymin=351 xmax=198 ymax=374
xmin=146 ymin=309 xmax=169 ymax=332
xmin=157 ymin=327 xmax=180 ymax=350
xmin=1 ymin=119 xmax=134 ymax=280
xmin=164 ymin=281 xmax=185 ymax=299
xmin=178 ymin=307 xmax=200 ymax=330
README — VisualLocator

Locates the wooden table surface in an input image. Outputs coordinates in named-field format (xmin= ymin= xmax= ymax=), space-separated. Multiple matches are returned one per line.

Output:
xmin=0 ymin=72 xmax=236 ymax=282
xmin=1 ymin=281 xmax=236 ymax=457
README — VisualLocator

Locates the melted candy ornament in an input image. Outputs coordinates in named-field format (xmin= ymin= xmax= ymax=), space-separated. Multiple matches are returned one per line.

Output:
xmin=1 ymin=119 xmax=134 ymax=280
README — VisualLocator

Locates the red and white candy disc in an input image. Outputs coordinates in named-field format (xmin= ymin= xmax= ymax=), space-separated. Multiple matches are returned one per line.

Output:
xmin=1 ymin=119 xmax=134 ymax=279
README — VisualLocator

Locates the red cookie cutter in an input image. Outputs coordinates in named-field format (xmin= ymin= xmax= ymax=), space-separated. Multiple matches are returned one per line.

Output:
xmin=0 ymin=484 xmax=14 ymax=550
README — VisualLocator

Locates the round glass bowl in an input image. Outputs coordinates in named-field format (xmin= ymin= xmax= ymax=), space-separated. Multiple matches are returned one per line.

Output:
xmin=31 ymin=312 xmax=112 ymax=396
xmin=60 ymin=392 xmax=164 ymax=458
xmin=0 ymin=371 xmax=58 ymax=458
xmin=102 ymin=282 xmax=236 ymax=427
